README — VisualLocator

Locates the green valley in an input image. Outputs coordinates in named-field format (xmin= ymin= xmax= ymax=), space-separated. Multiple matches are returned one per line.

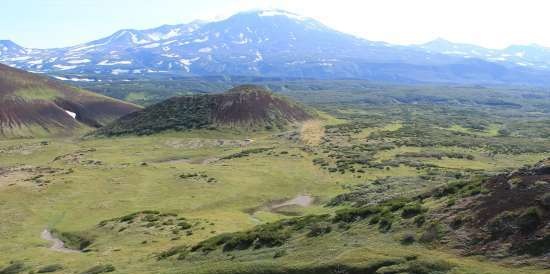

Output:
xmin=1 ymin=84 xmax=549 ymax=274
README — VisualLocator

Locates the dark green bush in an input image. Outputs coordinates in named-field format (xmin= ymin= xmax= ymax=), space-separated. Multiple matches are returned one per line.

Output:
xmin=79 ymin=265 xmax=115 ymax=274
xmin=446 ymin=198 xmax=456 ymax=207
xmin=515 ymin=235 xmax=550 ymax=256
xmin=37 ymin=265 xmax=63 ymax=273
xmin=487 ymin=211 xmax=518 ymax=238
xmin=50 ymin=230 xmax=93 ymax=250
xmin=413 ymin=215 xmax=426 ymax=227
xmin=143 ymin=214 xmax=160 ymax=222
xmin=192 ymin=215 xmax=329 ymax=253
xmin=382 ymin=198 xmax=410 ymax=212
xmin=400 ymin=234 xmax=416 ymax=245
xmin=177 ymin=221 xmax=192 ymax=230
xmin=222 ymin=232 xmax=256 ymax=251
xmin=541 ymin=193 xmax=550 ymax=208
xmin=406 ymin=259 xmax=454 ymax=274
xmin=191 ymin=233 xmax=232 ymax=253
xmin=0 ymin=262 xmax=25 ymax=274
xmin=363 ymin=259 xmax=403 ymax=273
xmin=221 ymin=147 xmax=273 ymax=160
xmin=333 ymin=206 xmax=382 ymax=223
xmin=273 ymin=249 xmax=287 ymax=258
xmin=449 ymin=217 xmax=463 ymax=230
xmin=307 ymin=222 xmax=332 ymax=237
xmin=518 ymin=207 xmax=542 ymax=233
xmin=369 ymin=214 xmax=381 ymax=225
xmin=157 ymin=245 xmax=188 ymax=260
xmin=401 ymin=203 xmax=424 ymax=218
xmin=254 ymin=229 xmax=290 ymax=249
xmin=378 ymin=213 xmax=394 ymax=232
xmin=419 ymin=223 xmax=442 ymax=243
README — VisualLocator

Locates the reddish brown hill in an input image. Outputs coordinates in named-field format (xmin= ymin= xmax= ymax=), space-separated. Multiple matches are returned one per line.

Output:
xmin=212 ymin=85 xmax=312 ymax=126
xmin=436 ymin=159 xmax=550 ymax=265
xmin=0 ymin=63 xmax=140 ymax=138
xmin=94 ymin=85 xmax=313 ymax=136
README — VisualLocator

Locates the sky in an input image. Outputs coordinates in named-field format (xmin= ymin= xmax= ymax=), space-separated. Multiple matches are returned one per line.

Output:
xmin=2 ymin=0 xmax=550 ymax=49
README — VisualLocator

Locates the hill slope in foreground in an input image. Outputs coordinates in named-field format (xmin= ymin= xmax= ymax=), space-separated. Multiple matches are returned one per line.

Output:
xmin=0 ymin=64 xmax=140 ymax=138
xmin=94 ymin=85 xmax=313 ymax=136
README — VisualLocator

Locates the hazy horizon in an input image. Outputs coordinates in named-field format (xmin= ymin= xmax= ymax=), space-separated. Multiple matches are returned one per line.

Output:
xmin=3 ymin=0 xmax=550 ymax=49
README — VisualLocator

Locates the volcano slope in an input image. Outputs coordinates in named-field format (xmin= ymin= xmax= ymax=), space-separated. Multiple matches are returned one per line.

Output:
xmin=0 ymin=63 xmax=140 ymax=138
xmin=94 ymin=85 xmax=313 ymax=136
xmin=431 ymin=158 xmax=550 ymax=264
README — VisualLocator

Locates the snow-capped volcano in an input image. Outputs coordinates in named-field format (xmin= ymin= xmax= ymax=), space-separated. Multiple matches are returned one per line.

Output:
xmin=2 ymin=10 xmax=550 ymax=85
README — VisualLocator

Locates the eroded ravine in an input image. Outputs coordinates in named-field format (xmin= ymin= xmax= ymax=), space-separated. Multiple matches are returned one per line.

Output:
xmin=40 ymin=229 xmax=80 ymax=253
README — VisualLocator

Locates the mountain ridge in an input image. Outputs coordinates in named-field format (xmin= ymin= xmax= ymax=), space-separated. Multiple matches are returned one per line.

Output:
xmin=0 ymin=63 xmax=140 ymax=138
xmin=2 ymin=10 xmax=550 ymax=85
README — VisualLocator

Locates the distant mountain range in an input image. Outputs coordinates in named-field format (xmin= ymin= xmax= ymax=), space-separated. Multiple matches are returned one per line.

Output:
xmin=2 ymin=10 xmax=550 ymax=85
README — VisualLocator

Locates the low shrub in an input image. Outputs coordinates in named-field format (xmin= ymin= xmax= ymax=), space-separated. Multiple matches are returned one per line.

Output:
xmin=37 ymin=264 xmax=63 ymax=273
xmin=518 ymin=207 xmax=542 ymax=233
xmin=363 ymin=259 xmax=404 ymax=273
xmin=369 ymin=214 xmax=381 ymax=225
xmin=191 ymin=233 xmax=232 ymax=253
xmin=406 ymin=259 xmax=454 ymax=274
xmin=514 ymin=235 xmax=550 ymax=256
xmin=401 ymin=203 xmax=424 ymax=218
xmin=449 ymin=217 xmax=463 ymax=230
xmin=541 ymin=192 xmax=550 ymax=207
xmin=383 ymin=198 xmax=410 ymax=212
xmin=222 ymin=232 xmax=256 ymax=251
xmin=50 ymin=230 xmax=93 ymax=250
xmin=254 ymin=229 xmax=290 ymax=249
xmin=80 ymin=265 xmax=115 ymax=274
xmin=307 ymin=222 xmax=332 ymax=237
xmin=378 ymin=216 xmax=393 ymax=232
xmin=413 ymin=215 xmax=426 ymax=227
xmin=0 ymin=262 xmax=25 ymax=274
xmin=157 ymin=245 xmax=188 ymax=260
xmin=400 ymin=233 xmax=416 ymax=245
xmin=177 ymin=221 xmax=192 ymax=230
xmin=487 ymin=211 xmax=518 ymax=238
xmin=333 ymin=206 xmax=382 ymax=223
xmin=192 ymin=215 xmax=329 ymax=253
xmin=419 ymin=223 xmax=442 ymax=243
xmin=221 ymin=147 xmax=273 ymax=160
xmin=273 ymin=249 xmax=287 ymax=258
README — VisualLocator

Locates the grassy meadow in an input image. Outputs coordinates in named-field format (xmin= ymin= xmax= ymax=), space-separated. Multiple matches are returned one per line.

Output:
xmin=1 ymin=85 xmax=549 ymax=274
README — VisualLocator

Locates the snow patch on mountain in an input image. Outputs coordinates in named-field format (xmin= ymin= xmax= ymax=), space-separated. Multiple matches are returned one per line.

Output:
xmin=53 ymin=64 xmax=77 ymax=70
xmin=258 ymin=10 xmax=307 ymax=21
xmin=198 ymin=47 xmax=212 ymax=53
xmin=67 ymin=59 xmax=91 ymax=64
xmin=130 ymin=32 xmax=149 ymax=44
xmin=9 ymin=56 xmax=31 ymax=61
xmin=28 ymin=59 xmax=43 ymax=65
xmin=193 ymin=36 xmax=209 ymax=43
xmin=64 ymin=110 xmax=77 ymax=119
xmin=111 ymin=69 xmax=129 ymax=75
xmin=98 ymin=60 xmax=132 ymax=66
xmin=142 ymin=43 xmax=160 ymax=48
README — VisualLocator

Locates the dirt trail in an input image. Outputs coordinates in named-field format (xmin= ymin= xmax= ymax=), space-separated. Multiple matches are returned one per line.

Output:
xmin=159 ymin=157 xmax=219 ymax=165
xmin=300 ymin=120 xmax=324 ymax=146
xmin=271 ymin=195 xmax=314 ymax=209
xmin=41 ymin=229 xmax=79 ymax=253
xmin=249 ymin=195 xmax=314 ymax=224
